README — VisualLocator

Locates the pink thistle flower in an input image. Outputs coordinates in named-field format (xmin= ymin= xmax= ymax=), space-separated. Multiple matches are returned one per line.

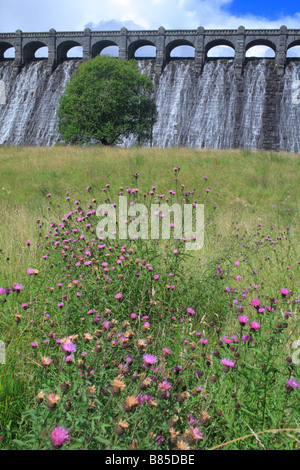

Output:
xmin=241 ymin=335 xmax=253 ymax=342
xmin=190 ymin=426 xmax=204 ymax=440
xmin=186 ymin=307 xmax=195 ymax=315
xmin=249 ymin=321 xmax=261 ymax=331
xmin=158 ymin=380 xmax=172 ymax=390
xmin=50 ymin=426 xmax=70 ymax=448
xmin=221 ymin=336 xmax=239 ymax=344
xmin=286 ymin=379 xmax=299 ymax=390
xmin=12 ymin=284 xmax=24 ymax=292
xmin=162 ymin=348 xmax=171 ymax=355
xmin=250 ymin=298 xmax=261 ymax=309
xmin=143 ymin=354 xmax=157 ymax=365
xmin=62 ymin=342 xmax=77 ymax=354
xmin=220 ymin=358 xmax=236 ymax=368
xmin=280 ymin=288 xmax=290 ymax=297
xmin=237 ymin=315 xmax=249 ymax=326
xmin=64 ymin=354 xmax=74 ymax=363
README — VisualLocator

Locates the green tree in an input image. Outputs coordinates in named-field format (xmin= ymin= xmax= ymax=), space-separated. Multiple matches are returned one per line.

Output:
xmin=57 ymin=55 xmax=157 ymax=146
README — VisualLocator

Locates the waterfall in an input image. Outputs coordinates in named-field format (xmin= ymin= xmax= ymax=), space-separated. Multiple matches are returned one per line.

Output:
xmin=0 ymin=59 xmax=81 ymax=146
xmin=0 ymin=58 xmax=300 ymax=151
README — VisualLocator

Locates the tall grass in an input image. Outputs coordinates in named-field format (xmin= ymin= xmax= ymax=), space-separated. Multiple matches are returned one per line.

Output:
xmin=1 ymin=146 xmax=299 ymax=284
xmin=0 ymin=146 xmax=299 ymax=450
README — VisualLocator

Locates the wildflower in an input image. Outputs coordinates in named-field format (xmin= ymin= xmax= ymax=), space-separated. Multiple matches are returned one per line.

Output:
xmin=60 ymin=381 xmax=71 ymax=393
xmin=41 ymin=357 xmax=53 ymax=367
xmin=36 ymin=391 xmax=45 ymax=404
xmin=221 ymin=336 xmax=239 ymax=344
xmin=176 ymin=440 xmax=190 ymax=450
xmin=250 ymin=298 xmax=261 ymax=309
xmin=143 ymin=354 xmax=157 ymax=367
xmin=27 ymin=268 xmax=39 ymax=275
xmin=190 ymin=426 xmax=204 ymax=440
xmin=186 ymin=307 xmax=195 ymax=315
xmin=111 ymin=377 xmax=126 ymax=396
xmin=137 ymin=339 xmax=148 ymax=350
xmin=138 ymin=378 xmax=152 ymax=390
xmin=50 ymin=426 xmax=70 ymax=448
xmin=115 ymin=420 xmax=129 ymax=436
xmin=249 ymin=321 xmax=261 ymax=331
xmin=62 ymin=342 xmax=77 ymax=354
xmin=83 ymin=333 xmax=93 ymax=343
xmin=122 ymin=395 xmax=139 ymax=412
xmin=280 ymin=288 xmax=290 ymax=297
xmin=115 ymin=293 xmax=122 ymax=301
xmin=162 ymin=348 xmax=171 ymax=356
xmin=176 ymin=391 xmax=190 ymax=403
xmin=237 ymin=315 xmax=249 ymax=326
xmin=157 ymin=380 xmax=172 ymax=398
xmin=220 ymin=358 xmax=236 ymax=372
xmin=285 ymin=379 xmax=299 ymax=391
xmin=86 ymin=385 xmax=96 ymax=395
xmin=12 ymin=283 xmax=24 ymax=293
xmin=46 ymin=393 xmax=60 ymax=409
xmin=173 ymin=365 xmax=182 ymax=374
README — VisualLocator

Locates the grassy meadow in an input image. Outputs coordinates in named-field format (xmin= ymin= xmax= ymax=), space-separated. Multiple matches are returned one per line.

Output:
xmin=0 ymin=146 xmax=299 ymax=450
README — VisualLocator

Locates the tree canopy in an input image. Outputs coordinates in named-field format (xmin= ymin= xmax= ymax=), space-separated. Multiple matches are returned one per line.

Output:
xmin=57 ymin=55 xmax=157 ymax=146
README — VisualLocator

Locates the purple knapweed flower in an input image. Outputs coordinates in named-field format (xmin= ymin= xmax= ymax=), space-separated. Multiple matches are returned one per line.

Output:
xmin=50 ymin=426 xmax=70 ymax=448
xmin=249 ymin=321 xmax=261 ymax=331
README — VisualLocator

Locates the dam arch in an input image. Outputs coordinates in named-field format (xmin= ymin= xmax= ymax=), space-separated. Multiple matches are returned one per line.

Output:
xmin=0 ymin=41 xmax=14 ymax=59
xmin=57 ymin=41 xmax=84 ymax=62
xmin=23 ymin=41 xmax=48 ymax=62
xmin=92 ymin=40 xmax=119 ymax=57
xmin=128 ymin=40 xmax=156 ymax=59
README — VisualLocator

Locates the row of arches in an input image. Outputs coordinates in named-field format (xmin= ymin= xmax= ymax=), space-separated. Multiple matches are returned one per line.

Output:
xmin=0 ymin=39 xmax=300 ymax=62
xmin=3 ymin=45 xmax=300 ymax=60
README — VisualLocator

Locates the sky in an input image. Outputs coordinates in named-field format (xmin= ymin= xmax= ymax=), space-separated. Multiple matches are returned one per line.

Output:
xmin=1 ymin=0 xmax=300 ymax=57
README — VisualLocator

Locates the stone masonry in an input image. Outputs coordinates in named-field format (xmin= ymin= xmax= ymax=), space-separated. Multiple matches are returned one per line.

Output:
xmin=0 ymin=26 xmax=299 ymax=77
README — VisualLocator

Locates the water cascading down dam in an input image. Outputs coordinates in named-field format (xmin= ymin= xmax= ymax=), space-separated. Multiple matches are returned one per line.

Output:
xmin=0 ymin=26 xmax=300 ymax=152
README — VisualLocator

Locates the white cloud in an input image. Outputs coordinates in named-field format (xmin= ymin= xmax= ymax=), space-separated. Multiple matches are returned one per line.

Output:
xmin=1 ymin=0 xmax=300 ymax=58
xmin=1 ymin=0 xmax=300 ymax=33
